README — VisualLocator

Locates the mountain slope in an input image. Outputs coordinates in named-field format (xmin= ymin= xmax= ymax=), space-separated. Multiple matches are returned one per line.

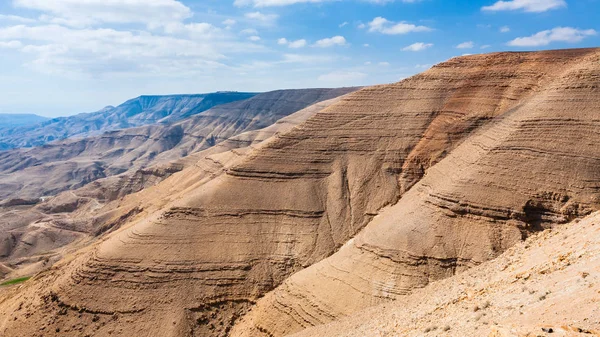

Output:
xmin=0 ymin=92 xmax=257 ymax=150
xmin=0 ymin=48 xmax=599 ymax=337
xmin=0 ymin=88 xmax=356 ymax=201
xmin=0 ymin=92 xmax=358 ymax=284
xmin=292 ymin=211 xmax=600 ymax=337
xmin=231 ymin=48 xmax=600 ymax=336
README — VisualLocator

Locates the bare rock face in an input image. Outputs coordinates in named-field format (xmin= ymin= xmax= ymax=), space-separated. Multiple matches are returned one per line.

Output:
xmin=0 ymin=91 xmax=357 ymax=283
xmin=0 ymin=48 xmax=599 ymax=337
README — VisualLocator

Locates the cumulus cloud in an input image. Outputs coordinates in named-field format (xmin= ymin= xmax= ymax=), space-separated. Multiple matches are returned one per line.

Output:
xmin=313 ymin=35 xmax=346 ymax=47
xmin=248 ymin=35 xmax=261 ymax=41
xmin=278 ymin=38 xmax=307 ymax=48
xmin=0 ymin=14 xmax=36 ymax=24
xmin=367 ymin=17 xmax=431 ymax=35
xmin=13 ymin=0 xmax=192 ymax=27
xmin=456 ymin=41 xmax=474 ymax=49
xmin=0 ymin=40 xmax=23 ymax=48
xmin=289 ymin=39 xmax=307 ymax=48
xmin=507 ymin=27 xmax=596 ymax=46
xmin=482 ymin=0 xmax=566 ymax=13
xmin=500 ymin=26 xmax=510 ymax=33
xmin=0 ymin=23 xmax=265 ymax=77
xmin=244 ymin=11 xmax=279 ymax=25
xmin=222 ymin=19 xmax=237 ymax=28
xmin=402 ymin=42 xmax=433 ymax=51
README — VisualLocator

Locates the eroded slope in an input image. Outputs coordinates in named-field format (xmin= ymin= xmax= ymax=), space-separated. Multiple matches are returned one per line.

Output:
xmin=0 ymin=48 xmax=599 ymax=337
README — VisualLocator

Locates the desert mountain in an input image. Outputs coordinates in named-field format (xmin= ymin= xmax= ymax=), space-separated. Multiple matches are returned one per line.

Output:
xmin=0 ymin=88 xmax=356 ymax=201
xmin=0 ymin=90 xmax=358 ymax=284
xmin=0 ymin=48 xmax=599 ymax=337
xmin=0 ymin=114 xmax=48 ymax=130
xmin=0 ymin=92 xmax=256 ymax=150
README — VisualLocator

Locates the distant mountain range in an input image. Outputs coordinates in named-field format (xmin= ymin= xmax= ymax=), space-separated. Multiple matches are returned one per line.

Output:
xmin=0 ymin=114 xmax=48 ymax=129
xmin=0 ymin=92 xmax=257 ymax=150
xmin=0 ymin=87 xmax=358 ymax=200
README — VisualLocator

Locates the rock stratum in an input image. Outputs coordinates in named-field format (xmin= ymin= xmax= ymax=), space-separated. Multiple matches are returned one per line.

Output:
xmin=0 ymin=48 xmax=599 ymax=337
xmin=0 ymin=88 xmax=358 ymax=282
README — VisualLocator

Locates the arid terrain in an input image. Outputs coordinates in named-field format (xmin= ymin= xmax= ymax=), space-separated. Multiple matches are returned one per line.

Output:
xmin=0 ymin=48 xmax=599 ymax=337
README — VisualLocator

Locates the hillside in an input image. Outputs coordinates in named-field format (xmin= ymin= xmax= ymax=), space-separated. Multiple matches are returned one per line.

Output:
xmin=293 ymin=211 xmax=600 ymax=337
xmin=0 ymin=88 xmax=356 ymax=201
xmin=0 ymin=92 xmax=257 ymax=150
xmin=0 ymin=92 xmax=358 ymax=284
xmin=0 ymin=48 xmax=598 ymax=337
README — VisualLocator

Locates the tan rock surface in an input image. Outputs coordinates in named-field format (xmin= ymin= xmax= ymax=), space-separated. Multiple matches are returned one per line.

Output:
xmin=291 ymin=212 xmax=600 ymax=337
xmin=0 ymin=48 xmax=599 ymax=337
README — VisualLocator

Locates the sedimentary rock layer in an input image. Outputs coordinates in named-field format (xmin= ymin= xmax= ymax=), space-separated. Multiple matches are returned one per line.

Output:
xmin=0 ymin=48 xmax=599 ymax=337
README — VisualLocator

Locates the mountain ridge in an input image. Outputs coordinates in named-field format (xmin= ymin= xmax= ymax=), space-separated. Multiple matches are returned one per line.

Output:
xmin=0 ymin=92 xmax=258 ymax=150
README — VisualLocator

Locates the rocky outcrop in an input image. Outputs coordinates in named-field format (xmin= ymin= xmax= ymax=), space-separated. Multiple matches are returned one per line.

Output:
xmin=0 ymin=48 xmax=599 ymax=337
xmin=291 ymin=211 xmax=600 ymax=337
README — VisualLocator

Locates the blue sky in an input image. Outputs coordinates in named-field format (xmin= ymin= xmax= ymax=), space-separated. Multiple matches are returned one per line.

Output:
xmin=0 ymin=0 xmax=598 ymax=117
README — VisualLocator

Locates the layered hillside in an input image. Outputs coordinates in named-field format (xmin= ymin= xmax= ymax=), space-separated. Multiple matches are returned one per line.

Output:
xmin=0 ymin=88 xmax=356 ymax=201
xmin=0 ymin=94 xmax=356 ymax=285
xmin=292 ymin=211 xmax=600 ymax=337
xmin=0 ymin=48 xmax=598 ymax=337
xmin=0 ymin=92 xmax=256 ymax=150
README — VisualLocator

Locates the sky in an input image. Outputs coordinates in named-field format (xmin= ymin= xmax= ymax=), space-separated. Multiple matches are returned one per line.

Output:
xmin=0 ymin=0 xmax=598 ymax=117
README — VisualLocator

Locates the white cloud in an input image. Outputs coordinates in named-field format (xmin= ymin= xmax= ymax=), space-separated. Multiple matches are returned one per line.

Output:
xmin=507 ymin=27 xmax=597 ymax=46
xmin=482 ymin=0 xmax=566 ymax=13
xmin=0 ymin=40 xmax=23 ymax=48
xmin=367 ymin=17 xmax=431 ymax=35
xmin=339 ymin=21 xmax=348 ymax=28
xmin=456 ymin=41 xmax=474 ymax=49
xmin=318 ymin=70 xmax=367 ymax=83
xmin=288 ymin=39 xmax=307 ymax=48
xmin=13 ymin=0 xmax=192 ymax=27
xmin=0 ymin=24 xmax=266 ymax=77
xmin=402 ymin=42 xmax=433 ymax=51
xmin=480 ymin=44 xmax=491 ymax=49
xmin=240 ymin=28 xmax=259 ymax=35
xmin=364 ymin=61 xmax=372 ymax=65
xmin=378 ymin=61 xmax=390 ymax=66
xmin=363 ymin=43 xmax=370 ymax=47
xmin=248 ymin=35 xmax=261 ymax=41
xmin=244 ymin=11 xmax=279 ymax=25
xmin=0 ymin=14 xmax=37 ymax=24
xmin=314 ymin=35 xmax=346 ymax=47
xmin=277 ymin=38 xmax=307 ymax=48
xmin=222 ymin=19 xmax=237 ymax=26
xmin=500 ymin=26 xmax=510 ymax=33
xmin=415 ymin=63 xmax=431 ymax=69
